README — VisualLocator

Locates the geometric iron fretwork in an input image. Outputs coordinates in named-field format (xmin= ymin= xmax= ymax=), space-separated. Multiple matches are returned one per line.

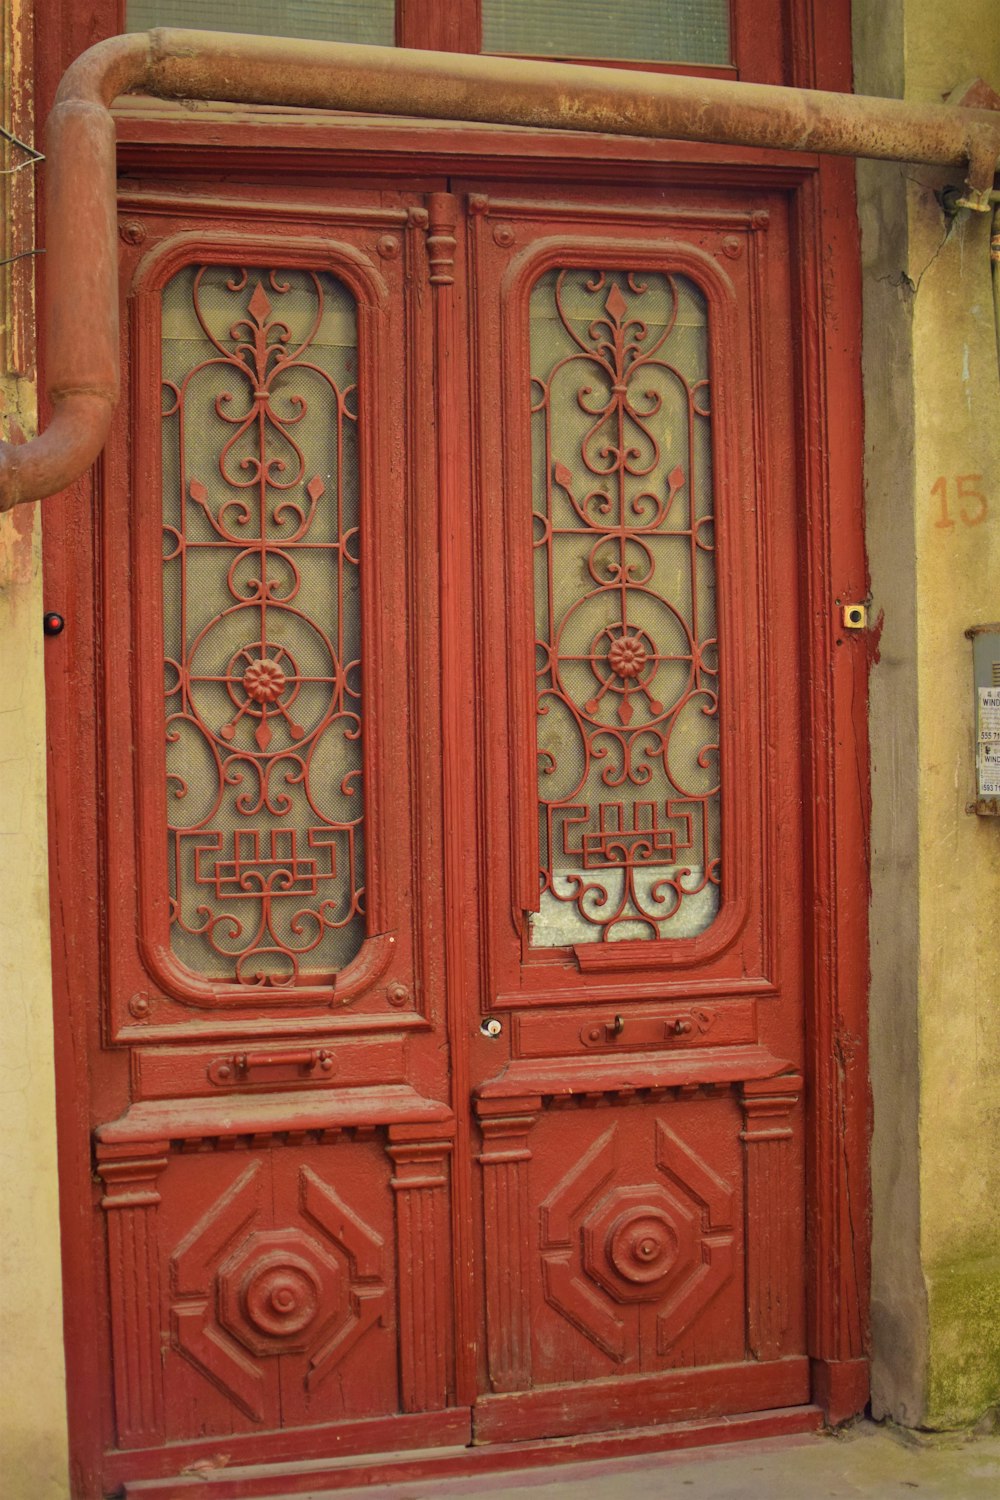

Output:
xmin=161 ymin=264 xmax=365 ymax=985
xmin=529 ymin=268 xmax=721 ymax=945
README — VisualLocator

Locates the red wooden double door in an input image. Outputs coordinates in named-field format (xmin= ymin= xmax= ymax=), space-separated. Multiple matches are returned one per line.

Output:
xmin=67 ymin=168 xmax=848 ymax=1492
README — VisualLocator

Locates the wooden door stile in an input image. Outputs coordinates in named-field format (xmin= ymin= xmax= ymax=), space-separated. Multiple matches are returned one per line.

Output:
xmin=427 ymin=187 xmax=482 ymax=1409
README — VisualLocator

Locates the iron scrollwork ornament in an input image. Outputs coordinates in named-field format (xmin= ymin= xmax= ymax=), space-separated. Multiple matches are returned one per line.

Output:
xmin=161 ymin=264 xmax=365 ymax=987
xmin=529 ymin=268 xmax=721 ymax=945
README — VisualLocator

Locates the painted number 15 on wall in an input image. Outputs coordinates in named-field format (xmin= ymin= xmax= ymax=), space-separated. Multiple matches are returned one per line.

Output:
xmin=932 ymin=474 xmax=989 ymax=530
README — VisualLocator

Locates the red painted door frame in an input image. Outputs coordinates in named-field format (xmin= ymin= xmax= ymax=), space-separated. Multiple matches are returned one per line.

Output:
xmin=36 ymin=6 xmax=869 ymax=1496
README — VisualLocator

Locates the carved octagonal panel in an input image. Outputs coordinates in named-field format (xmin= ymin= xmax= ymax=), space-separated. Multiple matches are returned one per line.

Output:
xmin=537 ymin=1112 xmax=737 ymax=1367
xmin=582 ymin=1183 xmax=698 ymax=1303
xmin=217 ymin=1227 xmax=342 ymax=1356
xmin=165 ymin=1148 xmax=392 ymax=1429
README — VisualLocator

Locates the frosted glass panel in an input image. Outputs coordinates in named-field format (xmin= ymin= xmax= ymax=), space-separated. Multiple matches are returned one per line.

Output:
xmin=127 ymin=1 xmax=395 ymax=46
xmin=528 ymin=269 xmax=721 ymax=946
xmin=483 ymin=0 xmax=730 ymax=64
xmin=161 ymin=265 xmax=365 ymax=986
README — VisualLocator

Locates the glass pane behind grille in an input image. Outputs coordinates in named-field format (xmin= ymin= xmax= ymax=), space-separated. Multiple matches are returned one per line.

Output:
xmin=529 ymin=268 xmax=721 ymax=946
xmin=127 ymin=1 xmax=395 ymax=45
xmin=483 ymin=0 xmax=730 ymax=64
xmin=161 ymin=265 xmax=365 ymax=985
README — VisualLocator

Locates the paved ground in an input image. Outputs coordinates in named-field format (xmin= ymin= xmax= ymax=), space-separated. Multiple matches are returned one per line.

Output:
xmin=326 ymin=1421 xmax=1000 ymax=1500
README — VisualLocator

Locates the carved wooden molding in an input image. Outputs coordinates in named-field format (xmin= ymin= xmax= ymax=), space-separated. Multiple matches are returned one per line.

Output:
xmin=740 ymin=1073 xmax=801 ymax=1360
xmin=476 ymin=1104 xmax=538 ymax=1391
xmin=477 ymin=1046 xmax=794 ymax=1104
xmin=426 ymin=191 xmax=458 ymax=287
xmin=97 ymin=1085 xmax=453 ymax=1149
xmin=387 ymin=1124 xmax=455 ymax=1412
xmin=98 ymin=1144 xmax=171 ymax=1448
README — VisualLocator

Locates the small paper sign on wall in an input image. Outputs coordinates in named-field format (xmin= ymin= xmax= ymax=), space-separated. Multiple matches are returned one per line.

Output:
xmin=979 ymin=688 xmax=1000 ymax=797
xmin=968 ymin=626 xmax=1000 ymax=815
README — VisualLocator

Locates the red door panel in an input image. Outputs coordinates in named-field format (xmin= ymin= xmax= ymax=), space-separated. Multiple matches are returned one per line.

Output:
xmin=92 ymin=187 xmax=461 ymax=1481
xmin=140 ymin=1140 xmax=396 ymax=1443
xmin=458 ymin=186 xmax=806 ymax=1437
xmin=104 ymin=207 xmax=426 ymax=1033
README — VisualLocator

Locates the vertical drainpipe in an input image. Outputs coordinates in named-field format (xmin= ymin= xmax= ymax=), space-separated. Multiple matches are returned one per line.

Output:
xmin=991 ymin=197 xmax=1000 ymax=386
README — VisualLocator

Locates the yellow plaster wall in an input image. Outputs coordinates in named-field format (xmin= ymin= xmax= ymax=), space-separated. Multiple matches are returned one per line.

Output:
xmin=0 ymin=495 xmax=70 ymax=1498
xmin=0 ymin=506 xmax=70 ymax=1500
xmin=0 ymin=2 xmax=70 ymax=1492
xmin=914 ymin=208 xmax=1000 ymax=1424
xmin=906 ymin=1 xmax=1000 ymax=1428
xmin=861 ymin=0 xmax=1000 ymax=1429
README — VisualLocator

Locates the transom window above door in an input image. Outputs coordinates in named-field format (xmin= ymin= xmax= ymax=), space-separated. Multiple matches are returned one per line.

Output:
xmin=482 ymin=1 xmax=729 ymax=65
xmin=125 ymin=2 xmax=396 ymax=46
xmin=125 ymin=0 xmax=732 ymax=68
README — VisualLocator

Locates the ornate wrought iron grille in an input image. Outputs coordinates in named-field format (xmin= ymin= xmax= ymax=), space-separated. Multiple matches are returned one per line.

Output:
xmin=528 ymin=268 xmax=721 ymax=945
xmin=161 ymin=264 xmax=364 ymax=985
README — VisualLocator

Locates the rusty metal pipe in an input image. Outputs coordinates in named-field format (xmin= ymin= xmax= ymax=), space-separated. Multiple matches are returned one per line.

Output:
xmin=3 ymin=27 xmax=1000 ymax=511
xmin=992 ymin=200 xmax=1000 ymax=392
